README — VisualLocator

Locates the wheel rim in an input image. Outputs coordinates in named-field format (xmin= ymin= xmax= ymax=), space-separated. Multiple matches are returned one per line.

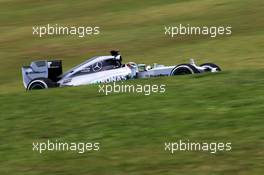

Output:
xmin=173 ymin=67 xmax=193 ymax=75
xmin=203 ymin=65 xmax=213 ymax=72
xmin=30 ymin=83 xmax=46 ymax=90
xmin=178 ymin=69 xmax=191 ymax=75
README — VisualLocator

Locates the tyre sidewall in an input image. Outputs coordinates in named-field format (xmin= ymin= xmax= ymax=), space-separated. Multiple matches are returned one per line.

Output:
xmin=200 ymin=63 xmax=221 ymax=71
xmin=27 ymin=79 xmax=48 ymax=90
xmin=171 ymin=64 xmax=200 ymax=75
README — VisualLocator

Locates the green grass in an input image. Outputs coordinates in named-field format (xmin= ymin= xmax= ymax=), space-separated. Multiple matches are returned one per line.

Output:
xmin=0 ymin=71 xmax=264 ymax=175
xmin=0 ymin=0 xmax=263 ymax=174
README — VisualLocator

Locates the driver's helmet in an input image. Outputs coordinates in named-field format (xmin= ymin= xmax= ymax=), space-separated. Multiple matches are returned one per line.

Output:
xmin=110 ymin=50 xmax=122 ymax=63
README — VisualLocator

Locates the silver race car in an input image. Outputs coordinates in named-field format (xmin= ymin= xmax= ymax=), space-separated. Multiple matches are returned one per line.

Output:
xmin=22 ymin=50 xmax=221 ymax=90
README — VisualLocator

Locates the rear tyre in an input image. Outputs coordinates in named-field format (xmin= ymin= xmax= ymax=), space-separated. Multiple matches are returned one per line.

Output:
xmin=27 ymin=78 xmax=57 ymax=91
xmin=171 ymin=64 xmax=200 ymax=76
xmin=200 ymin=63 xmax=221 ymax=72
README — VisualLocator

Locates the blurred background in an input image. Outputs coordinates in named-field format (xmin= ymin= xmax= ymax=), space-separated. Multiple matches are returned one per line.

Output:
xmin=0 ymin=0 xmax=263 ymax=174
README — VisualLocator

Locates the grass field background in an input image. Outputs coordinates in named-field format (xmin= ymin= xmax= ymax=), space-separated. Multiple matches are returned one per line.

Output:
xmin=0 ymin=0 xmax=263 ymax=174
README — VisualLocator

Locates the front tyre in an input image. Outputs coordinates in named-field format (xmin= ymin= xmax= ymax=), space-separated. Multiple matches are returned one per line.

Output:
xmin=27 ymin=78 xmax=57 ymax=91
xmin=200 ymin=63 xmax=221 ymax=72
xmin=171 ymin=64 xmax=200 ymax=76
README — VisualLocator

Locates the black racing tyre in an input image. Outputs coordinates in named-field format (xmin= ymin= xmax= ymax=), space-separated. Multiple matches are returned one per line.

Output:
xmin=171 ymin=64 xmax=200 ymax=76
xmin=200 ymin=63 xmax=221 ymax=72
xmin=27 ymin=78 xmax=57 ymax=91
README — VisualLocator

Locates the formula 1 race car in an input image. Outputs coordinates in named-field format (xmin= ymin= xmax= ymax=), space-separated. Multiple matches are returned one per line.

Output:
xmin=22 ymin=50 xmax=221 ymax=90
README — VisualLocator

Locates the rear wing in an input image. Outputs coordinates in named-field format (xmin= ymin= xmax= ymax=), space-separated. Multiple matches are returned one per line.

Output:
xmin=21 ymin=60 xmax=62 ymax=88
